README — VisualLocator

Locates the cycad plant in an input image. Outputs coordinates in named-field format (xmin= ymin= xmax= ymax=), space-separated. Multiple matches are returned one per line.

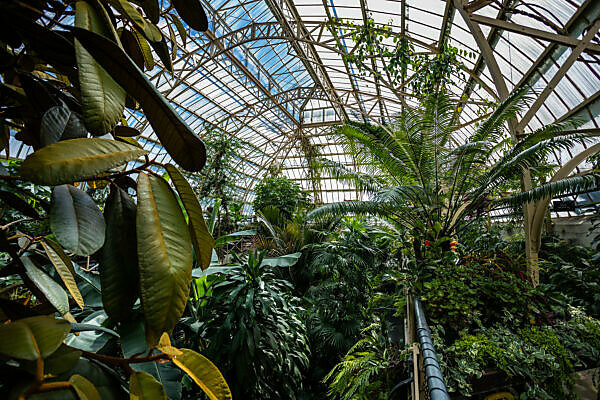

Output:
xmin=308 ymin=89 xmax=599 ymax=270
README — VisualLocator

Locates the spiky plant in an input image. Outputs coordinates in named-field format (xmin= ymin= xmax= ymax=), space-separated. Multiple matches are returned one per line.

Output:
xmin=308 ymin=89 xmax=599 ymax=253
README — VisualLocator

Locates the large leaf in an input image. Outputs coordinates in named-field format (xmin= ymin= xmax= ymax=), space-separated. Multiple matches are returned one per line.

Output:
xmin=136 ymin=173 xmax=193 ymax=345
xmin=261 ymin=252 xmax=302 ymax=267
xmin=20 ymin=138 xmax=146 ymax=185
xmin=69 ymin=27 xmax=206 ymax=172
xmin=165 ymin=164 xmax=214 ymax=270
xmin=41 ymin=238 xmax=85 ymax=309
xmin=171 ymin=349 xmax=231 ymax=400
xmin=40 ymin=103 xmax=87 ymax=147
xmin=0 ymin=315 xmax=70 ymax=360
xmin=75 ymin=0 xmax=126 ymax=135
xmin=130 ymin=371 xmax=168 ymax=400
xmin=214 ymin=229 xmax=256 ymax=248
xmin=22 ymin=256 xmax=70 ymax=315
xmin=100 ymin=185 xmax=139 ymax=321
xmin=50 ymin=184 xmax=106 ymax=256
xmin=70 ymin=374 xmax=102 ymax=400
xmin=171 ymin=0 xmax=209 ymax=32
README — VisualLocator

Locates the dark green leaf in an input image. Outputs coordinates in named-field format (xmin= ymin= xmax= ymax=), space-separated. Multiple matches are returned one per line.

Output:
xmin=22 ymin=256 xmax=70 ymax=315
xmin=100 ymin=185 xmax=139 ymax=321
xmin=50 ymin=184 xmax=106 ymax=256
xmin=171 ymin=0 xmax=209 ymax=32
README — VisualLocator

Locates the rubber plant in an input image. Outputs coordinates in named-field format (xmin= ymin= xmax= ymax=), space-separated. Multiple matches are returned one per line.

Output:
xmin=0 ymin=0 xmax=230 ymax=398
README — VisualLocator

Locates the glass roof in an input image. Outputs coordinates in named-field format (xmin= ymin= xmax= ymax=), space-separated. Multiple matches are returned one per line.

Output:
xmin=14 ymin=0 xmax=599 ymax=209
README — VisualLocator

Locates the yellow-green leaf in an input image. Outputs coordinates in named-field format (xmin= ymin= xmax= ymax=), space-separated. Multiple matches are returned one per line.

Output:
xmin=0 ymin=316 xmax=70 ymax=360
xmin=132 ymin=30 xmax=154 ymax=71
xmin=22 ymin=256 xmax=70 ymax=315
xmin=170 ymin=15 xmax=187 ymax=47
xmin=165 ymin=164 xmax=214 ymax=270
xmin=41 ymin=238 xmax=85 ymax=309
xmin=68 ymin=29 xmax=206 ymax=171
xmin=75 ymin=0 xmax=126 ymax=135
xmin=130 ymin=371 xmax=167 ymax=400
xmin=171 ymin=349 xmax=231 ymax=400
xmin=70 ymin=374 xmax=102 ymax=400
xmin=156 ymin=333 xmax=182 ymax=357
xmin=110 ymin=0 xmax=162 ymax=42
xmin=136 ymin=173 xmax=193 ymax=346
xmin=20 ymin=138 xmax=146 ymax=185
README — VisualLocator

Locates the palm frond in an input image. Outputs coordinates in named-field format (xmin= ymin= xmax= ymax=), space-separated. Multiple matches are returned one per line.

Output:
xmin=470 ymin=86 xmax=531 ymax=143
xmin=313 ymin=157 xmax=382 ymax=194
xmin=495 ymin=173 xmax=600 ymax=207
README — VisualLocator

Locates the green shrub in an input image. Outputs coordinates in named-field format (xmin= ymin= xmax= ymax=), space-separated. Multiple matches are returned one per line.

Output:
xmin=253 ymin=176 xmax=308 ymax=218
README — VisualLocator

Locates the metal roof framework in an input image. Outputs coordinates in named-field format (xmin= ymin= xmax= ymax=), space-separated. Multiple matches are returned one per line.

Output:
xmin=118 ymin=0 xmax=600 ymax=211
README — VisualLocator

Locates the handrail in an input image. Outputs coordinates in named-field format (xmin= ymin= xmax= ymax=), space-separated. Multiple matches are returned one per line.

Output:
xmin=413 ymin=297 xmax=451 ymax=400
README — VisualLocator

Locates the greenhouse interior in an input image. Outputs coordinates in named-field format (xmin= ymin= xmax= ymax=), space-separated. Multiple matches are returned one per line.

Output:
xmin=2 ymin=0 xmax=600 ymax=399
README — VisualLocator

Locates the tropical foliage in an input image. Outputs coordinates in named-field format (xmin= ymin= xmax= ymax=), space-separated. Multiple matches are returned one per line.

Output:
xmin=308 ymin=89 xmax=597 ymax=259
xmin=0 ymin=0 xmax=231 ymax=398
xmin=193 ymin=250 xmax=310 ymax=399
xmin=253 ymin=176 xmax=309 ymax=218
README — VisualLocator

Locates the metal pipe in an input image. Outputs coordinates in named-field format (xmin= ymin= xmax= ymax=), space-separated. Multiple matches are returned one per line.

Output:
xmin=414 ymin=297 xmax=451 ymax=400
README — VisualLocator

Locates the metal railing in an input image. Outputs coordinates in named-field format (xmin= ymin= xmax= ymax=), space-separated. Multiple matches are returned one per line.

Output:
xmin=413 ymin=297 xmax=450 ymax=400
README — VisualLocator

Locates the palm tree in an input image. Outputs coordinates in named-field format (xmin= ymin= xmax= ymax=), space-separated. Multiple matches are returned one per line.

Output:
xmin=307 ymin=89 xmax=600 ymax=273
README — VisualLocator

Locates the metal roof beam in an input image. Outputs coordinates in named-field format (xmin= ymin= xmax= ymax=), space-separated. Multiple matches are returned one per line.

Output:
xmin=517 ymin=19 xmax=600 ymax=131
xmin=265 ymin=0 xmax=349 ymax=121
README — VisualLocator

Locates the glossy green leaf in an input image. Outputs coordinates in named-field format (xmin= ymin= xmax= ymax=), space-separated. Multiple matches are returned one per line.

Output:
xmin=22 ymin=256 xmax=70 ymax=315
xmin=70 ymin=374 xmax=102 ymax=400
xmin=136 ymin=173 xmax=193 ymax=345
xmin=20 ymin=138 xmax=146 ymax=185
xmin=165 ymin=164 xmax=214 ymax=270
xmin=50 ymin=184 xmax=106 ymax=256
xmin=130 ymin=371 xmax=168 ymax=400
xmin=69 ymin=27 xmax=206 ymax=172
xmin=41 ymin=238 xmax=85 ymax=309
xmin=75 ymin=0 xmax=126 ymax=136
xmin=40 ymin=103 xmax=87 ymax=147
xmin=100 ymin=185 xmax=138 ymax=321
xmin=171 ymin=0 xmax=209 ymax=32
xmin=0 ymin=315 xmax=70 ymax=360
xmin=172 ymin=349 xmax=231 ymax=400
